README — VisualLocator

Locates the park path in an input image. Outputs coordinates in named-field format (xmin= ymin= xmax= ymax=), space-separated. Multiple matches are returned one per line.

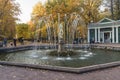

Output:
xmin=0 ymin=65 xmax=119 ymax=80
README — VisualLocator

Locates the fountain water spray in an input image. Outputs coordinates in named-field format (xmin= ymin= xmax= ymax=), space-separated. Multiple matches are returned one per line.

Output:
xmin=33 ymin=13 xmax=82 ymax=56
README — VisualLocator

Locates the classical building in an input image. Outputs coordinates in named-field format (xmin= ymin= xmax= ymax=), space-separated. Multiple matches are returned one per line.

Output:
xmin=88 ymin=18 xmax=120 ymax=43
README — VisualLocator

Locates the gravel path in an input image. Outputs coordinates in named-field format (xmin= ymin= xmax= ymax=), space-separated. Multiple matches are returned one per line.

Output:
xmin=0 ymin=65 xmax=120 ymax=80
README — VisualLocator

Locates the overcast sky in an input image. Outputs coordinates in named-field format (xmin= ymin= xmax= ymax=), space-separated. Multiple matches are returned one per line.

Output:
xmin=16 ymin=0 xmax=46 ymax=23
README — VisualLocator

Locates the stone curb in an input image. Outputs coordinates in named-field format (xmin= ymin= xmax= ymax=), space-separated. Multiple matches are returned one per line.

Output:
xmin=0 ymin=44 xmax=90 ymax=53
xmin=0 ymin=61 xmax=119 ymax=74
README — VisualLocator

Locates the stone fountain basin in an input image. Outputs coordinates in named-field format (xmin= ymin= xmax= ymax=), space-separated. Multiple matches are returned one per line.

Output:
xmin=0 ymin=61 xmax=120 ymax=74
xmin=0 ymin=45 xmax=120 ymax=73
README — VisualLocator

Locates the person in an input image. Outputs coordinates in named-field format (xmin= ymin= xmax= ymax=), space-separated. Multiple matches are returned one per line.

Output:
xmin=21 ymin=37 xmax=24 ymax=45
xmin=18 ymin=37 xmax=24 ymax=45
xmin=10 ymin=42 xmax=13 ymax=46
xmin=13 ymin=38 xmax=17 ymax=47
xmin=3 ymin=38 xmax=7 ymax=47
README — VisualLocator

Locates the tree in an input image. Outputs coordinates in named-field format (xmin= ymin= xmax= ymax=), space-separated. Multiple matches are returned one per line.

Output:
xmin=0 ymin=0 xmax=20 ymax=39
xmin=99 ymin=8 xmax=111 ymax=19
xmin=0 ymin=0 xmax=9 ymax=18
xmin=45 ymin=0 xmax=81 ymax=21
xmin=32 ymin=2 xmax=46 ymax=21
xmin=27 ymin=21 xmax=36 ymax=39
xmin=16 ymin=23 xmax=30 ymax=39
xmin=114 ymin=0 xmax=120 ymax=20
xmin=103 ymin=0 xmax=120 ymax=20
xmin=79 ymin=0 xmax=102 ymax=25
xmin=31 ymin=0 xmax=107 ymax=42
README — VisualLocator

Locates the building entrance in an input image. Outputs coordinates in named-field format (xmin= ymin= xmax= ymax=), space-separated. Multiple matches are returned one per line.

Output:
xmin=104 ymin=32 xmax=111 ymax=43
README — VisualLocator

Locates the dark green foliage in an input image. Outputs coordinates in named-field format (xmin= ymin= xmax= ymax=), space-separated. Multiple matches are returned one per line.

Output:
xmin=48 ymin=50 xmax=78 ymax=57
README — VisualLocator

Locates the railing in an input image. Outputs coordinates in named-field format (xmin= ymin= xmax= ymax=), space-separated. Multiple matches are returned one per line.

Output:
xmin=89 ymin=20 xmax=120 ymax=28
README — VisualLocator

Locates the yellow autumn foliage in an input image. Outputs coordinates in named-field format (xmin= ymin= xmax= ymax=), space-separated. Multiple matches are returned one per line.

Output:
xmin=32 ymin=2 xmax=46 ymax=19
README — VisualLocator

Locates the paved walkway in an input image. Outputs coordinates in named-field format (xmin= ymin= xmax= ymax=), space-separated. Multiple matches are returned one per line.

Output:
xmin=0 ymin=65 xmax=119 ymax=80
xmin=91 ymin=43 xmax=120 ymax=47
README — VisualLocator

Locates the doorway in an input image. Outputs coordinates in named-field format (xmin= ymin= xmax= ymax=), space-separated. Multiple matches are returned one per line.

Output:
xmin=104 ymin=32 xmax=111 ymax=43
xmin=100 ymin=32 xmax=111 ymax=43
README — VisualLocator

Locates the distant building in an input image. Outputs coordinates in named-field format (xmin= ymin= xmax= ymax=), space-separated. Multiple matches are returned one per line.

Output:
xmin=88 ymin=18 xmax=120 ymax=43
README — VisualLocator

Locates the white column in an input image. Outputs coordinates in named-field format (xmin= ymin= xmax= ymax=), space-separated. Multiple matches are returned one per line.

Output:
xmin=112 ymin=27 xmax=115 ymax=43
xmin=98 ymin=28 xmax=100 ymax=42
xmin=116 ymin=27 xmax=118 ymax=43
xmin=88 ymin=29 xmax=90 ymax=43
xmin=95 ymin=28 xmax=97 ymax=43
xmin=102 ymin=32 xmax=104 ymax=43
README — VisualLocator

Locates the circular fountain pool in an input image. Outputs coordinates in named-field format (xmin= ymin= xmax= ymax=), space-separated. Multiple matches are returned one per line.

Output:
xmin=0 ymin=49 xmax=120 ymax=68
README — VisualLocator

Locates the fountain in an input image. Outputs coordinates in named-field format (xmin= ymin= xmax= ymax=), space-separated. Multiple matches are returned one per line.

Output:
xmin=34 ymin=13 xmax=91 ymax=60
xmin=0 ymin=13 xmax=120 ymax=74
xmin=34 ymin=13 xmax=83 ymax=57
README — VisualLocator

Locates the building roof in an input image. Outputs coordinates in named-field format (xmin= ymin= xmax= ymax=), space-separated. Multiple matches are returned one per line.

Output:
xmin=98 ymin=18 xmax=115 ymax=23
xmin=88 ymin=18 xmax=120 ymax=29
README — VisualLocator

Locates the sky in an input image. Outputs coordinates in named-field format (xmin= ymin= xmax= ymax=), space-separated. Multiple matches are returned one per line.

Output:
xmin=16 ymin=0 xmax=47 ymax=23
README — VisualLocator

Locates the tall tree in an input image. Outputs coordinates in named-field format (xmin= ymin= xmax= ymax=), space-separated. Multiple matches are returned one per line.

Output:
xmin=31 ymin=0 xmax=105 ymax=41
xmin=31 ymin=2 xmax=46 ymax=21
xmin=79 ymin=0 xmax=102 ymax=25
xmin=111 ymin=0 xmax=114 ymax=19
xmin=103 ymin=0 xmax=120 ymax=20
xmin=114 ymin=0 xmax=120 ymax=20
xmin=0 ymin=0 xmax=20 ymax=39
xmin=45 ymin=0 xmax=81 ymax=21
